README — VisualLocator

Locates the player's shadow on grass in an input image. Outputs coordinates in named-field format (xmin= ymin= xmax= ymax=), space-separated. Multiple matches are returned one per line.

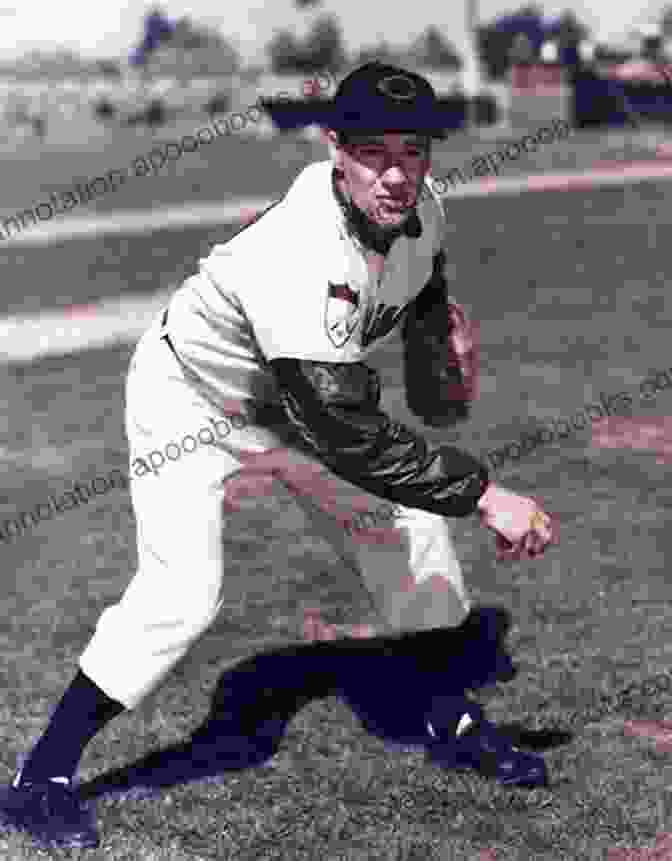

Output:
xmin=78 ymin=646 xmax=332 ymax=801
xmin=494 ymin=724 xmax=573 ymax=751
xmin=77 ymin=629 xmax=574 ymax=801
xmin=77 ymin=721 xmax=572 ymax=802
xmin=77 ymin=730 xmax=291 ymax=802
xmin=77 ymin=717 xmax=572 ymax=802
xmin=77 ymin=739 xmax=274 ymax=801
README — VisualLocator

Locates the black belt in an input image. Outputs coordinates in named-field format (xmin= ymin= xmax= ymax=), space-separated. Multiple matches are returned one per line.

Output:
xmin=160 ymin=308 xmax=179 ymax=360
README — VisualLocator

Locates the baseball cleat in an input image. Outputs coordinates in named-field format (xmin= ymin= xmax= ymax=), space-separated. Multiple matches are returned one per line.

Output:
xmin=425 ymin=712 xmax=549 ymax=787
xmin=0 ymin=771 xmax=100 ymax=849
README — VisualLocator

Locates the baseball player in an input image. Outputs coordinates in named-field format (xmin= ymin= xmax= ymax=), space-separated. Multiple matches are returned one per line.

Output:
xmin=0 ymin=63 xmax=557 ymax=850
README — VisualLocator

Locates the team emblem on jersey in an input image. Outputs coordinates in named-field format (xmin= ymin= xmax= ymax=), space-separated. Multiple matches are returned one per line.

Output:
xmin=325 ymin=281 xmax=362 ymax=347
xmin=361 ymin=302 xmax=408 ymax=348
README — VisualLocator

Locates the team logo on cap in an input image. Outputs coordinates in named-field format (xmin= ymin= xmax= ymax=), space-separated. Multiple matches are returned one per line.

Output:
xmin=376 ymin=74 xmax=417 ymax=101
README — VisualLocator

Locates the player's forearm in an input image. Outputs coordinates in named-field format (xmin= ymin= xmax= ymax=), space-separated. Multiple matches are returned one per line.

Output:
xmin=270 ymin=358 xmax=489 ymax=517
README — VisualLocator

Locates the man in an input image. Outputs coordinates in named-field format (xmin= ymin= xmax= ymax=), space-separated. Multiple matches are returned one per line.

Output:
xmin=0 ymin=63 xmax=557 ymax=850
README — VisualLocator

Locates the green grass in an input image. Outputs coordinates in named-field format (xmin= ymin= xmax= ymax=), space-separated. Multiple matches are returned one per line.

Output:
xmin=3 ymin=134 xmax=672 ymax=858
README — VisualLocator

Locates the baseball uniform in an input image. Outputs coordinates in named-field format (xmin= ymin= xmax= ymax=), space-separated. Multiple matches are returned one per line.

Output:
xmin=79 ymin=159 xmax=489 ymax=710
xmin=1 ymin=67 xmax=547 ymax=853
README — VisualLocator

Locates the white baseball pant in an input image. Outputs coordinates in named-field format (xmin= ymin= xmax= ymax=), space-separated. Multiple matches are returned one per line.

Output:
xmin=79 ymin=314 xmax=471 ymax=710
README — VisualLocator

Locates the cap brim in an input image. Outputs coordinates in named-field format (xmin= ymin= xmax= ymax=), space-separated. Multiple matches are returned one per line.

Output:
xmin=259 ymin=97 xmax=465 ymax=138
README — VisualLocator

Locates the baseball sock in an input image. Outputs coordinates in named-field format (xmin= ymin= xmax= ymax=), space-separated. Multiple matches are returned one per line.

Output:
xmin=18 ymin=669 xmax=126 ymax=784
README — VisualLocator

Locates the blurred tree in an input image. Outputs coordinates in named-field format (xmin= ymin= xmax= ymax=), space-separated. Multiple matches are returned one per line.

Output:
xmin=516 ymin=4 xmax=544 ymax=20
xmin=10 ymin=48 xmax=93 ymax=80
xmin=551 ymin=10 xmax=589 ymax=44
xmin=129 ymin=6 xmax=174 ymax=68
xmin=268 ymin=14 xmax=346 ymax=72
xmin=354 ymin=40 xmax=406 ymax=66
xmin=303 ymin=15 xmax=347 ymax=70
xmin=268 ymin=30 xmax=304 ymax=73
xmin=136 ymin=13 xmax=240 ymax=78
xmin=96 ymin=59 xmax=121 ymax=78
xmin=476 ymin=22 xmax=515 ymax=79
xmin=406 ymin=26 xmax=462 ymax=69
xmin=663 ymin=6 xmax=672 ymax=38
xmin=547 ymin=10 xmax=589 ymax=66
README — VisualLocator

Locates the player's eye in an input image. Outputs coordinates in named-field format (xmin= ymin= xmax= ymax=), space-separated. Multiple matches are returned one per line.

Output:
xmin=358 ymin=147 xmax=426 ymax=157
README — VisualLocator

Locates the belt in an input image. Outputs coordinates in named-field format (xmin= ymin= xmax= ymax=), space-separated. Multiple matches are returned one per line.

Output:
xmin=160 ymin=307 xmax=179 ymax=361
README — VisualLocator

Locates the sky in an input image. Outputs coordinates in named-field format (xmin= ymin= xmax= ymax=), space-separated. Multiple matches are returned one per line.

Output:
xmin=0 ymin=0 xmax=665 ymax=67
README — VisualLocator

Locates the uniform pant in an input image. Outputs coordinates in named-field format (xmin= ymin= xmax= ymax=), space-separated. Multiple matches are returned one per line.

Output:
xmin=79 ymin=314 xmax=472 ymax=710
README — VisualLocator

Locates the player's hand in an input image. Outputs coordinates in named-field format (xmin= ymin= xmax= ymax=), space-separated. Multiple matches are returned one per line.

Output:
xmin=476 ymin=483 xmax=558 ymax=561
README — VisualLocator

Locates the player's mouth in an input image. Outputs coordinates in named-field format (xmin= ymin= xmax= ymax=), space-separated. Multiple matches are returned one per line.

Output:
xmin=377 ymin=200 xmax=412 ymax=223
xmin=378 ymin=198 xmax=409 ymax=212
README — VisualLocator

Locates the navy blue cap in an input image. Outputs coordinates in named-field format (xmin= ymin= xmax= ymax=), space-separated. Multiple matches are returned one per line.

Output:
xmin=325 ymin=62 xmax=449 ymax=139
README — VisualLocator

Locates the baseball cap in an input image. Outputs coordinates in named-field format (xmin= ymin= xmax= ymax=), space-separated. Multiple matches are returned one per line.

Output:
xmin=324 ymin=62 xmax=449 ymax=139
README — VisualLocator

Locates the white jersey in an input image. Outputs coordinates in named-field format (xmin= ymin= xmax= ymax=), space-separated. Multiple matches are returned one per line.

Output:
xmin=163 ymin=160 xmax=448 ymax=411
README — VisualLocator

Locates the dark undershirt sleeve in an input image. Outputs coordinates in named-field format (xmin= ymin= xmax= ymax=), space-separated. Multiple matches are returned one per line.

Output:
xmin=269 ymin=357 xmax=489 ymax=518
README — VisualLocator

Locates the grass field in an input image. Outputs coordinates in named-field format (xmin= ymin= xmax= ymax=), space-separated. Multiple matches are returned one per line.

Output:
xmin=2 ymin=124 xmax=672 ymax=859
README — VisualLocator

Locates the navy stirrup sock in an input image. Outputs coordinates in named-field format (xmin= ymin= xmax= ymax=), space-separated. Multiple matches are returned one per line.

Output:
xmin=20 ymin=670 xmax=126 ymax=783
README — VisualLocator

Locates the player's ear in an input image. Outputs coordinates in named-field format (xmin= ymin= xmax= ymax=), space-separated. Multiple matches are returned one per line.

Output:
xmin=325 ymin=128 xmax=345 ymax=170
xmin=422 ymin=136 xmax=432 ymax=161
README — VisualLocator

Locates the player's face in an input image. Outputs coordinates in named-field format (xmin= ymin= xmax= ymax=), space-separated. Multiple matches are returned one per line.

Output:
xmin=333 ymin=132 xmax=431 ymax=230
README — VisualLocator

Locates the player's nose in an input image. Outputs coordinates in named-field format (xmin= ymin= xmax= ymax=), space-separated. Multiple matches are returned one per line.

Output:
xmin=380 ymin=163 xmax=409 ymax=184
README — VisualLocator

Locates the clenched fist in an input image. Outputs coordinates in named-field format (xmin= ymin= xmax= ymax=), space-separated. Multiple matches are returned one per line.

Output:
xmin=476 ymin=483 xmax=558 ymax=561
